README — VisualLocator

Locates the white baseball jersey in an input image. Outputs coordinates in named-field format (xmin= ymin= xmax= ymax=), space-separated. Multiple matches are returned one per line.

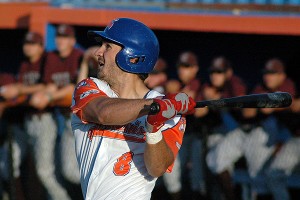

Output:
xmin=71 ymin=77 xmax=186 ymax=200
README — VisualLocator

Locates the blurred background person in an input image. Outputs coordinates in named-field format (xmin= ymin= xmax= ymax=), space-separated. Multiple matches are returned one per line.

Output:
xmin=165 ymin=51 xmax=204 ymax=200
xmin=279 ymin=97 xmax=300 ymax=199
xmin=0 ymin=72 xmax=19 ymax=200
xmin=0 ymin=32 xmax=49 ymax=200
xmin=145 ymin=58 xmax=168 ymax=94
xmin=247 ymin=58 xmax=297 ymax=200
xmin=210 ymin=58 xmax=297 ymax=200
xmin=194 ymin=56 xmax=247 ymax=200
xmin=266 ymin=105 xmax=300 ymax=200
xmin=30 ymin=24 xmax=83 ymax=200
xmin=203 ymin=58 xmax=297 ymax=200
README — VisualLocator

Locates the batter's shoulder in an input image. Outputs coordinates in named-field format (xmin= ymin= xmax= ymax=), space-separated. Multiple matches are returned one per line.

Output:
xmin=76 ymin=77 xmax=117 ymax=98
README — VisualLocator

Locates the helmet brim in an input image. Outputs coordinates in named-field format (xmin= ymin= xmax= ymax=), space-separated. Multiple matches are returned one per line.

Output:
xmin=87 ymin=31 xmax=122 ymax=46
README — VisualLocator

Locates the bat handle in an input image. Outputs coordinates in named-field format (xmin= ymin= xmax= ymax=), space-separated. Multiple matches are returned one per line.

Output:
xmin=196 ymin=100 xmax=210 ymax=108
xmin=149 ymin=100 xmax=208 ymax=115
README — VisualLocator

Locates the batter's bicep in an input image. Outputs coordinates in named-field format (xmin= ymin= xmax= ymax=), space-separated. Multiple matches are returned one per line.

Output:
xmin=71 ymin=78 xmax=108 ymax=124
xmin=81 ymin=96 xmax=108 ymax=124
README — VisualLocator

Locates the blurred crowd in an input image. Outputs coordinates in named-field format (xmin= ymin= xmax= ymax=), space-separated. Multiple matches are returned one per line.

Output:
xmin=0 ymin=25 xmax=300 ymax=200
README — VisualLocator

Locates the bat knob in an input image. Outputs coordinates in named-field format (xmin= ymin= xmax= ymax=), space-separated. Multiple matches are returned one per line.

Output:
xmin=149 ymin=102 xmax=160 ymax=115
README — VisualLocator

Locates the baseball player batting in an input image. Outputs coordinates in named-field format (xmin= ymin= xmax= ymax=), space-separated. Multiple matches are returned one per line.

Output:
xmin=71 ymin=18 xmax=195 ymax=200
xmin=71 ymin=18 xmax=292 ymax=200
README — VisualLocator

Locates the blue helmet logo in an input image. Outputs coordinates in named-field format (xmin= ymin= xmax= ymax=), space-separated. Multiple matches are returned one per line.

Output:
xmin=88 ymin=18 xmax=160 ymax=74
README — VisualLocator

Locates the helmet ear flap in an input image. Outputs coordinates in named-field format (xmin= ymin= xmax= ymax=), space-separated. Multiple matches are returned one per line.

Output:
xmin=116 ymin=47 xmax=150 ymax=73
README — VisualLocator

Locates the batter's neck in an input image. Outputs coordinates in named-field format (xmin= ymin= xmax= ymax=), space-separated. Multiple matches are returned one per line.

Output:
xmin=111 ymin=79 xmax=149 ymax=99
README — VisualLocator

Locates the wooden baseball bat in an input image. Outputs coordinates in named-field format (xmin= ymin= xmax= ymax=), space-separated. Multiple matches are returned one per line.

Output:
xmin=195 ymin=92 xmax=292 ymax=108
xmin=149 ymin=92 xmax=292 ymax=114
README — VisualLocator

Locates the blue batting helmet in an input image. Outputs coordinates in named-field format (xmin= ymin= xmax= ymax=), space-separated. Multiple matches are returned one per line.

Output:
xmin=88 ymin=18 xmax=159 ymax=74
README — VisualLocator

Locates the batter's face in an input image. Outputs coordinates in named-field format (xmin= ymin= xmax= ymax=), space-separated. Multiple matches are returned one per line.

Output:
xmin=94 ymin=40 xmax=122 ymax=84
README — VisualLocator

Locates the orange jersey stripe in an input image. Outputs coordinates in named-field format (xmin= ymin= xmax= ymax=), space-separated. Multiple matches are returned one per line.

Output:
xmin=88 ymin=129 xmax=146 ymax=143
xmin=162 ymin=117 xmax=186 ymax=172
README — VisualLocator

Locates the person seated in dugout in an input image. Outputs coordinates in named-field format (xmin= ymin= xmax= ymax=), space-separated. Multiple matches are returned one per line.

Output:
xmin=194 ymin=56 xmax=247 ymax=200
xmin=194 ymin=56 xmax=247 ymax=137
xmin=245 ymin=58 xmax=297 ymax=139
xmin=206 ymin=58 xmax=297 ymax=200
xmin=28 ymin=25 xmax=84 ymax=200
xmin=165 ymin=51 xmax=207 ymax=199
xmin=144 ymin=58 xmax=168 ymax=94
xmin=165 ymin=51 xmax=200 ymax=99
xmin=0 ymin=32 xmax=48 ymax=200
xmin=242 ymin=58 xmax=298 ymax=200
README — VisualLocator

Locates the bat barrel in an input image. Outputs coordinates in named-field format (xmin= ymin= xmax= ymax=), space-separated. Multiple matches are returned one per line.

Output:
xmin=196 ymin=92 xmax=292 ymax=108
xmin=149 ymin=92 xmax=292 ymax=115
xmin=259 ymin=92 xmax=292 ymax=108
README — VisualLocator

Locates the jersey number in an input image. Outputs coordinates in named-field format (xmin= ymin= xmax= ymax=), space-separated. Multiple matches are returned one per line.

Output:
xmin=113 ymin=151 xmax=134 ymax=176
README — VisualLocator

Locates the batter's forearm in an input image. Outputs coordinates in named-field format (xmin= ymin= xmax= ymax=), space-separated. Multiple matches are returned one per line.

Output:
xmin=144 ymin=138 xmax=174 ymax=177
xmin=83 ymin=98 xmax=153 ymax=125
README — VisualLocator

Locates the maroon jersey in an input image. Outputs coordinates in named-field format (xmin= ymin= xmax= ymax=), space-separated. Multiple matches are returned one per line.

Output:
xmin=17 ymin=53 xmax=47 ymax=85
xmin=253 ymin=78 xmax=296 ymax=98
xmin=182 ymin=78 xmax=201 ymax=95
xmin=0 ymin=73 xmax=15 ymax=87
xmin=195 ymin=75 xmax=247 ymax=128
xmin=221 ymin=75 xmax=247 ymax=98
xmin=43 ymin=48 xmax=83 ymax=87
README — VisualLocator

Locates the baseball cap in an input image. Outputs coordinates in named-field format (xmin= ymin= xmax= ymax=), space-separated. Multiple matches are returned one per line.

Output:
xmin=177 ymin=51 xmax=198 ymax=68
xmin=56 ymin=24 xmax=75 ymax=37
xmin=209 ymin=57 xmax=231 ymax=73
xmin=262 ymin=59 xmax=285 ymax=74
xmin=23 ymin=32 xmax=43 ymax=45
